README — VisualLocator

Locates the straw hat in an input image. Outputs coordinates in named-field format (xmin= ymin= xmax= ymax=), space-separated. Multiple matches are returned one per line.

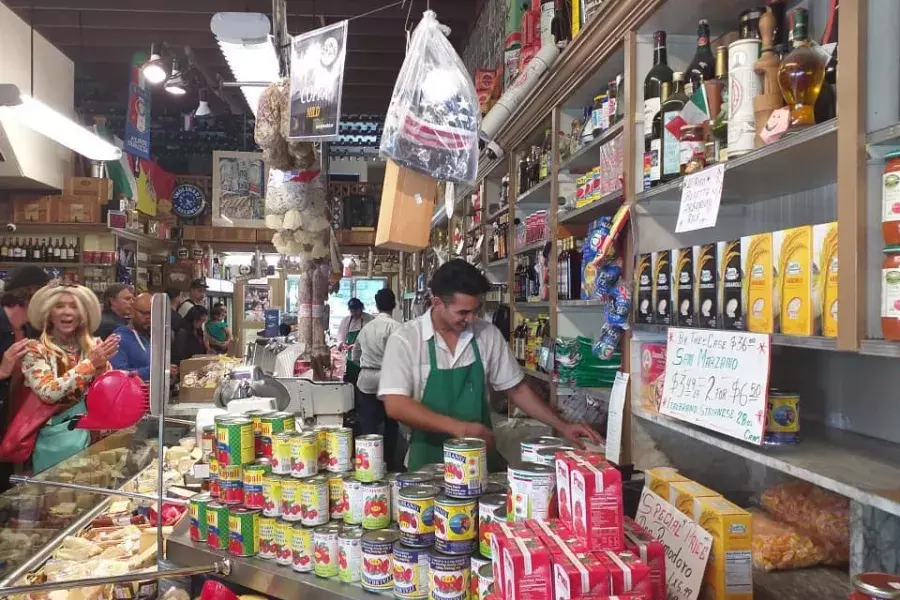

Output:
xmin=28 ymin=283 xmax=102 ymax=334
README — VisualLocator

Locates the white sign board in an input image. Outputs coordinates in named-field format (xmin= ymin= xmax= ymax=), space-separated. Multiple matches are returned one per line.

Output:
xmin=675 ymin=163 xmax=725 ymax=233
xmin=604 ymin=372 xmax=629 ymax=464
xmin=635 ymin=488 xmax=712 ymax=600
xmin=659 ymin=327 xmax=770 ymax=445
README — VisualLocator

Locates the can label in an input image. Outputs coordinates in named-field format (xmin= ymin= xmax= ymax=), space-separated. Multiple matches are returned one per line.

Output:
xmin=361 ymin=548 xmax=394 ymax=591
xmin=434 ymin=498 xmax=477 ymax=554
xmin=388 ymin=474 xmax=401 ymax=522
xmin=354 ymin=435 xmax=385 ymax=483
xmin=206 ymin=503 xmax=230 ymax=550
xmin=343 ymin=479 xmax=364 ymax=525
xmin=271 ymin=433 xmax=293 ymax=475
xmin=316 ymin=428 xmax=330 ymax=470
xmin=429 ymin=553 xmax=469 ymax=600
xmin=275 ymin=519 xmax=293 ymax=566
xmin=282 ymin=478 xmax=302 ymax=522
xmin=469 ymin=555 xmax=490 ymax=600
xmin=299 ymin=478 xmax=329 ymax=527
xmin=362 ymin=482 xmax=390 ymax=530
xmin=189 ymin=496 xmax=209 ymax=542
xmin=766 ymin=393 xmax=800 ymax=444
xmin=727 ymin=39 xmax=762 ymax=156
xmin=292 ymin=525 xmax=314 ymax=572
xmin=508 ymin=466 xmax=556 ymax=521
xmin=326 ymin=428 xmax=353 ymax=472
xmin=443 ymin=440 xmax=486 ymax=498
xmin=478 ymin=495 xmax=505 ymax=558
xmin=260 ymin=414 xmax=296 ymax=458
xmin=477 ymin=564 xmax=494 ymax=600
xmin=328 ymin=475 xmax=345 ymax=519
xmin=243 ymin=465 xmax=267 ymax=509
xmin=313 ymin=528 xmax=339 ymax=578
xmin=291 ymin=433 xmax=319 ymax=478
xmin=262 ymin=474 xmax=283 ymax=517
xmin=209 ymin=458 xmax=220 ymax=498
xmin=228 ymin=509 xmax=259 ymax=557
xmin=399 ymin=494 xmax=436 ymax=547
xmin=338 ymin=535 xmax=362 ymax=583
xmin=258 ymin=516 xmax=277 ymax=559
xmin=219 ymin=465 xmax=243 ymax=505
xmin=393 ymin=543 xmax=429 ymax=599
xmin=217 ymin=419 xmax=254 ymax=466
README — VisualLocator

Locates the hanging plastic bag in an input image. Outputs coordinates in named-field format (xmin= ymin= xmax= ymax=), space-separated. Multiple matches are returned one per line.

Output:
xmin=380 ymin=10 xmax=479 ymax=184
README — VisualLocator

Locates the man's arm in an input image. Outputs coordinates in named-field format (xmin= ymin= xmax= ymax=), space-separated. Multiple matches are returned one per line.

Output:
xmin=383 ymin=394 xmax=463 ymax=436
xmin=505 ymin=381 xmax=569 ymax=430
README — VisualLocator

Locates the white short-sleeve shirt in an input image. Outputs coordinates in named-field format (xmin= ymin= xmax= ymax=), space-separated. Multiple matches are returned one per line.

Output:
xmin=377 ymin=310 xmax=524 ymax=401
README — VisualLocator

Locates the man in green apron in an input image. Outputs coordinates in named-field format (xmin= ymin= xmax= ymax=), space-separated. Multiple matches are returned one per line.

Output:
xmin=379 ymin=260 xmax=601 ymax=471
xmin=339 ymin=298 xmax=372 ymax=385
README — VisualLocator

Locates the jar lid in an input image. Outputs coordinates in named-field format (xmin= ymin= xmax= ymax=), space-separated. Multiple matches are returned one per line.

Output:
xmin=885 ymin=150 xmax=900 ymax=160
xmin=852 ymin=573 xmax=900 ymax=599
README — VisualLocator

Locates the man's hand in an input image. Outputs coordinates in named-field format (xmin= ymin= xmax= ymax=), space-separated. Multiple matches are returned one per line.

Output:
xmin=558 ymin=422 xmax=604 ymax=448
xmin=453 ymin=421 xmax=495 ymax=448
xmin=0 ymin=339 xmax=30 ymax=380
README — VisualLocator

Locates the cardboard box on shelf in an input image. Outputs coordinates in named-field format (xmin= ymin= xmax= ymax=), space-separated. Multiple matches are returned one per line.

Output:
xmin=502 ymin=536 xmax=552 ymax=600
xmin=594 ymin=550 xmax=652 ymax=597
xmin=57 ymin=195 xmax=103 ymax=223
xmin=552 ymin=550 xmax=611 ymax=599
xmin=644 ymin=467 xmax=688 ymax=503
xmin=177 ymin=356 xmax=221 ymax=403
xmin=813 ymin=222 xmax=839 ymax=337
xmin=375 ymin=159 xmax=437 ymax=252
xmin=774 ymin=225 xmax=814 ymax=336
xmin=693 ymin=496 xmax=753 ymax=600
xmin=668 ymin=480 xmax=722 ymax=517
xmin=13 ymin=195 xmax=55 ymax=223
xmin=65 ymin=177 xmax=114 ymax=203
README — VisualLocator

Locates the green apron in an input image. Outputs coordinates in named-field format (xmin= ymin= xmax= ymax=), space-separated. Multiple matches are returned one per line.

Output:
xmin=343 ymin=326 xmax=362 ymax=385
xmin=407 ymin=336 xmax=501 ymax=472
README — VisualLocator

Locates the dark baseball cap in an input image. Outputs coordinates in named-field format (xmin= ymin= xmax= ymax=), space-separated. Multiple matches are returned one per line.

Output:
xmin=190 ymin=278 xmax=208 ymax=289
xmin=5 ymin=265 xmax=50 ymax=293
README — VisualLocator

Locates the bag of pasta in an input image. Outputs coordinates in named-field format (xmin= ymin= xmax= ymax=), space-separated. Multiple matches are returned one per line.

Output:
xmin=750 ymin=509 xmax=827 ymax=571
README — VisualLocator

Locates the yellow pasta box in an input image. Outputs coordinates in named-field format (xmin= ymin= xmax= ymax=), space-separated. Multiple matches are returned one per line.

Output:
xmin=645 ymin=467 xmax=688 ymax=500
xmin=742 ymin=233 xmax=774 ymax=333
xmin=668 ymin=480 xmax=721 ymax=516
xmin=814 ymin=222 xmax=839 ymax=337
xmin=693 ymin=496 xmax=752 ymax=600
xmin=774 ymin=225 xmax=813 ymax=336
xmin=718 ymin=240 xmax=742 ymax=330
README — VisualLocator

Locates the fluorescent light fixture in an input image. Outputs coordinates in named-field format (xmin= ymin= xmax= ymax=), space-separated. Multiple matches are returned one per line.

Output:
xmin=211 ymin=13 xmax=279 ymax=116
xmin=142 ymin=43 xmax=168 ymax=85
xmin=195 ymin=88 xmax=211 ymax=117
xmin=0 ymin=83 xmax=122 ymax=161
xmin=165 ymin=59 xmax=187 ymax=95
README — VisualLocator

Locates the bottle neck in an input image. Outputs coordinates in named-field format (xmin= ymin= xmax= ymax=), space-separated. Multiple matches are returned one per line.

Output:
xmin=697 ymin=26 xmax=711 ymax=49
xmin=653 ymin=44 xmax=668 ymax=66
xmin=672 ymin=79 xmax=684 ymax=96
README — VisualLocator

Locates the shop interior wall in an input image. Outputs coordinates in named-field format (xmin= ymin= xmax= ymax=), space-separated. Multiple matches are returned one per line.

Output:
xmin=461 ymin=0 xmax=507 ymax=76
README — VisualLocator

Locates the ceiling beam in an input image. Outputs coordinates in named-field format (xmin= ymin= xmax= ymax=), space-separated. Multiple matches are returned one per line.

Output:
xmin=74 ymin=51 xmax=402 ymax=72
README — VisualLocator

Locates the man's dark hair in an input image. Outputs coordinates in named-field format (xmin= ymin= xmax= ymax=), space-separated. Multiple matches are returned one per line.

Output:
xmin=166 ymin=287 xmax=182 ymax=301
xmin=0 ymin=288 xmax=30 ymax=308
xmin=348 ymin=297 xmax=364 ymax=311
xmin=375 ymin=288 xmax=396 ymax=313
xmin=4 ymin=265 xmax=50 ymax=293
xmin=429 ymin=259 xmax=489 ymax=301
xmin=212 ymin=303 xmax=227 ymax=318
xmin=185 ymin=305 xmax=209 ymax=328
xmin=103 ymin=283 xmax=132 ymax=304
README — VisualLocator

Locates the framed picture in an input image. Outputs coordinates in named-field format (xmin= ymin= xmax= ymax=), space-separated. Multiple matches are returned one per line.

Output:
xmin=212 ymin=151 xmax=267 ymax=227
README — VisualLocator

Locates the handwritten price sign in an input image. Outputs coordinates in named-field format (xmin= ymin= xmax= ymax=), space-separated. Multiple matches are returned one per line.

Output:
xmin=659 ymin=327 xmax=770 ymax=445
xmin=675 ymin=163 xmax=725 ymax=233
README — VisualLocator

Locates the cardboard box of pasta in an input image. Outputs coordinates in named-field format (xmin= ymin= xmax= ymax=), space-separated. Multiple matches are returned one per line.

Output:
xmin=774 ymin=225 xmax=814 ymax=336
xmin=717 ymin=240 xmax=743 ymax=330
xmin=668 ymin=480 xmax=721 ymax=516
xmin=694 ymin=243 xmax=718 ymax=328
xmin=813 ymin=222 xmax=839 ymax=337
xmin=635 ymin=254 xmax=654 ymax=324
xmin=693 ymin=496 xmax=753 ymax=600
xmin=645 ymin=467 xmax=688 ymax=500
xmin=673 ymin=247 xmax=694 ymax=326
xmin=742 ymin=232 xmax=774 ymax=334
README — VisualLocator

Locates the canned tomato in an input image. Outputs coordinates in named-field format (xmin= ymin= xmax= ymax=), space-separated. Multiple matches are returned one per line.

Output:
xmin=354 ymin=434 xmax=385 ymax=482
xmin=398 ymin=485 xmax=438 ymax=547
xmin=394 ymin=541 xmax=430 ymax=599
xmin=275 ymin=519 xmax=293 ymax=566
xmin=243 ymin=462 xmax=270 ymax=509
xmin=434 ymin=494 xmax=477 ymax=555
xmin=507 ymin=462 xmax=556 ymax=521
xmin=478 ymin=494 xmax=505 ymax=558
xmin=258 ymin=515 xmax=278 ymax=559
xmin=313 ymin=524 xmax=341 ymax=578
xmin=260 ymin=412 xmax=296 ymax=458
xmin=291 ymin=431 xmax=319 ymax=478
xmin=206 ymin=501 xmax=230 ymax=551
xmin=443 ymin=438 xmax=487 ymax=498
xmin=520 ymin=435 xmax=565 ymax=463
xmin=315 ymin=426 xmax=332 ymax=470
xmin=477 ymin=563 xmax=494 ymax=600
xmin=765 ymin=389 xmax=800 ymax=445
xmin=189 ymin=493 xmax=211 ymax=542
xmin=487 ymin=472 xmax=508 ymax=490
xmin=271 ymin=432 xmax=294 ymax=475
xmin=326 ymin=427 xmax=354 ymax=472
xmin=470 ymin=555 xmax=490 ymax=600
xmin=343 ymin=476 xmax=364 ymax=525
xmin=533 ymin=445 xmax=575 ymax=466
xmin=201 ymin=426 xmax=215 ymax=462
xmin=228 ymin=507 xmax=259 ymax=557
xmin=394 ymin=472 xmax=433 ymax=521
xmin=217 ymin=417 xmax=254 ymax=466
xmin=432 ymin=477 xmax=447 ymax=495
xmin=262 ymin=473 xmax=283 ymax=517
xmin=428 ymin=549 xmax=469 ymax=600
xmin=328 ymin=473 xmax=346 ymax=519
xmin=361 ymin=529 xmax=400 ymax=592
xmin=338 ymin=528 xmax=363 ymax=583
xmin=208 ymin=458 xmax=221 ymax=498
xmin=219 ymin=464 xmax=243 ymax=505
xmin=299 ymin=475 xmax=330 ymax=527
xmin=292 ymin=523 xmax=314 ymax=572
xmin=387 ymin=473 xmax=400 ymax=522
xmin=245 ymin=409 xmax=274 ymax=457
xmin=282 ymin=477 xmax=302 ymax=522
xmin=362 ymin=481 xmax=391 ymax=530
xmin=417 ymin=463 xmax=446 ymax=478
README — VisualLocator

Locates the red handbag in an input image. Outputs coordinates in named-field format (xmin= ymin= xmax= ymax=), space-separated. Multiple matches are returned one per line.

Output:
xmin=0 ymin=386 xmax=69 ymax=464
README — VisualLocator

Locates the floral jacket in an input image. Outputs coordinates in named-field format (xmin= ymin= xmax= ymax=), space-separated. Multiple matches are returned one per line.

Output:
xmin=21 ymin=339 xmax=101 ymax=404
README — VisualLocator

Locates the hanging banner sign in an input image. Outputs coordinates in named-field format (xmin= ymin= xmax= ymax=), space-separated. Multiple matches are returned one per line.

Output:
xmin=288 ymin=20 xmax=348 ymax=141
xmin=124 ymin=83 xmax=151 ymax=159
xmin=659 ymin=327 xmax=770 ymax=445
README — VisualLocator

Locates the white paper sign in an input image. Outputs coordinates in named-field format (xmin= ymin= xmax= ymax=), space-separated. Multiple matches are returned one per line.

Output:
xmin=635 ymin=488 xmax=712 ymax=600
xmin=660 ymin=327 xmax=770 ymax=445
xmin=675 ymin=163 xmax=725 ymax=233
xmin=604 ymin=371 xmax=629 ymax=464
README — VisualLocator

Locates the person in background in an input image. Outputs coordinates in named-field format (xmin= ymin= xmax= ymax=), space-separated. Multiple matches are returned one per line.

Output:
xmin=166 ymin=287 xmax=184 ymax=333
xmin=338 ymin=298 xmax=372 ymax=384
xmin=96 ymin=283 xmax=134 ymax=340
xmin=178 ymin=279 xmax=207 ymax=318
xmin=109 ymin=293 xmax=178 ymax=382
xmin=21 ymin=283 xmax=119 ymax=473
xmin=351 ymin=288 xmax=401 ymax=471
xmin=172 ymin=305 xmax=210 ymax=365
xmin=205 ymin=303 xmax=233 ymax=355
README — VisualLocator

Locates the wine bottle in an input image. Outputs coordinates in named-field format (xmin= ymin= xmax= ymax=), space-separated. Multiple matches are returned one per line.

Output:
xmin=685 ymin=19 xmax=715 ymax=95
xmin=32 ymin=237 xmax=41 ymax=262
xmin=644 ymin=30 xmax=674 ymax=181
xmin=815 ymin=0 xmax=838 ymax=123
xmin=649 ymin=81 xmax=671 ymax=187
xmin=662 ymin=72 xmax=688 ymax=182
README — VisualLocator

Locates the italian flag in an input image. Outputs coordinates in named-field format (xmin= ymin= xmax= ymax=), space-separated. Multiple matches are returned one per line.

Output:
xmin=665 ymin=85 xmax=710 ymax=140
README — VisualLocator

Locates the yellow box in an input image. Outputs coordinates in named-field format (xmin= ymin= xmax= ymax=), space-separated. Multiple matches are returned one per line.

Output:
xmin=668 ymin=480 xmax=721 ymax=516
xmin=774 ymin=225 xmax=813 ymax=336
xmin=741 ymin=232 xmax=773 ymax=333
xmin=814 ymin=222 xmax=838 ymax=337
xmin=693 ymin=496 xmax=753 ymax=600
xmin=645 ymin=467 xmax=688 ymax=500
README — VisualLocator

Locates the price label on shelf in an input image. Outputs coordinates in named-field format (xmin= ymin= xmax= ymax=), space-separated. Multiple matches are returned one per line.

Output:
xmin=604 ymin=371 xmax=629 ymax=464
xmin=659 ymin=327 xmax=770 ymax=445
xmin=675 ymin=163 xmax=725 ymax=233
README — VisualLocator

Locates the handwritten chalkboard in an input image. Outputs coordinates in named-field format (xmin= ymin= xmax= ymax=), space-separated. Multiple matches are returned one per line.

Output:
xmin=659 ymin=327 xmax=770 ymax=445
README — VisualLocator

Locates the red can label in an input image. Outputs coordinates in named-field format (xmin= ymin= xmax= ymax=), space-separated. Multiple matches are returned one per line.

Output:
xmin=220 ymin=465 xmax=243 ymax=505
xmin=243 ymin=465 xmax=267 ymax=509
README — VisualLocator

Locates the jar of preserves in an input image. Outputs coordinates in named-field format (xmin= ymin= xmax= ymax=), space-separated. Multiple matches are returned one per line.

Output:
xmin=882 ymin=247 xmax=900 ymax=340
xmin=679 ymin=125 xmax=705 ymax=174
xmin=883 ymin=151 xmax=900 ymax=245
xmin=849 ymin=572 xmax=900 ymax=599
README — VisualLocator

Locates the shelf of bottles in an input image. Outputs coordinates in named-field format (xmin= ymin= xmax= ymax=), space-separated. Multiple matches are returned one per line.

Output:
xmin=0 ymin=236 xmax=88 ymax=265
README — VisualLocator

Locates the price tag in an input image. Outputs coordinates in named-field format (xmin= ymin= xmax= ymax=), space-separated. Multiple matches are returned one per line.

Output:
xmin=604 ymin=371 xmax=629 ymax=464
xmin=635 ymin=488 xmax=712 ymax=600
xmin=659 ymin=327 xmax=770 ymax=445
xmin=675 ymin=163 xmax=725 ymax=233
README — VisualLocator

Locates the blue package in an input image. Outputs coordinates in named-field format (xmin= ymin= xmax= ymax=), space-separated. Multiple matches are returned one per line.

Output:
xmin=605 ymin=284 xmax=632 ymax=328
xmin=592 ymin=323 xmax=622 ymax=360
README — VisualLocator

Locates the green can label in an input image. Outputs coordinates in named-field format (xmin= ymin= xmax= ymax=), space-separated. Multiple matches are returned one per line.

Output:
xmin=228 ymin=508 xmax=260 ymax=557
xmin=362 ymin=481 xmax=390 ymax=530
xmin=313 ymin=526 xmax=340 ymax=578
xmin=189 ymin=494 xmax=210 ymax=542
xmin=217 ymin=418 xmax=254 ymax=466
xmin=206 ymin=502 xmax=230 ymax=551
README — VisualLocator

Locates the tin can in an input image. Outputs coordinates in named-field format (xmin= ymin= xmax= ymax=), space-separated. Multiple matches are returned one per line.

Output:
xmin=343 ymin=476 xmax=364 ymax=525
xmin=326 ymin=427 xmax=354 ymax=472
xmin=362 ymin=481 xmax=391 ymax=530
xmin=470 ymin=555 xmax=491 ymax=600
xmin=292 ymin=523 xmax=315 ymax=572
xmin=477 ymin=563 xmax=495 ymax=600
xmin=244 ymin=409 xmax=274 ymax=457
xmin=201 ymin=426 xmax=216 ymax=462
xmin=417 ymin=463 xmax=446 ymax=478
xmin=328 ymin=473 xmax=346 ymax=519
xmin=533 ymin=445 xmax=575 ymax=467
xmin=507 ymin=462 xmax=556 ymax=521
xmin=206 ymin=501 xmax=230 ymax=550
xmin=393 ymin=541 xmax=430 ymax=600
xmin=258 ymin=515 xmax=278 ymax=559
xmin=243 ymin=462 xmax=270 ymax=509
xmin=189 ymin=493 xmax=211 ymax=542
xmin=361 ymin=529 xmax=400 ymax=592
xmin=443 ymin=438 xmax=486 ymax=498
xmin=271 ymin=431 xmax=294 ymax=475
xmin=394 ymin=472 xmax=433 ymax=519
xmin=291 ymin=431 xmax=319 ymax=478
xmin=282 ymin=477 xmax=303 ymax=521
xmin=727 ymin=38 xmax=762 ymax=157
xmin=354 ymin=434 xmax=386 ymax=482
xmin=487 ymin=472 xmax=508 ymax=490
xmin=315 ymin=426 xmax=332 ymax=470
xmin=478 ymin=494 xmax=505 ymax=558
xmin=428 ymin=549 xmax=469 ymax=600
xmin=299 ymin=475 xmax=330 ymax=527
xmin=262 ymin=473 xmax=283 ymax=517
xmin=217 ymin=417 xmax=254 ymax=466
xmin=275 ymin=519 xmax=293 ymax=566
xmin=520 ymin=436 xmax=565 ymax=463
xmin=208 ymin=458 xmax=221 ymax=498
xmin=228 ymin=507 xmax=260 ymax=557
xmin=260 ymin=412 xmax=296 ymax=458
xmin=338 ymin=528 xmax=363 ymax=583
xmin=765 ymin=390 xmax=800 ymax=445
xmin=313 ymin=524 xmax=341 ymax=578
xmin=219 ymin=464 xmax=243 ymax=505
xmin=398 ymin=485 xmax=438 ymax=547
xmin=433 ymin=494 xmax=477 ymax=555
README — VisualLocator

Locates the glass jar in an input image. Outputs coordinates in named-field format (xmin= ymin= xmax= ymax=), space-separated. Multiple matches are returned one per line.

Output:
xmin=883 ymin=151 xmax=900 ymax=245
xmin=679 ymin=125 xmax=706 ymax=174
xmin=849 ymin=572 xmax=900 ymax=600
xmin=882 ymin=246 xmax=900 ymax=341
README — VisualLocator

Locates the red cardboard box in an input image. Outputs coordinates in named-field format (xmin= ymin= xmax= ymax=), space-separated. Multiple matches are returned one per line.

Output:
xmin=530 ymin=520 xmax=588 ymax=554
xmin=595 ymin=551 xmax=652 ymax=598
xmin=623 ymin=518 xmax=666 ymax=600
xmin=555 ymin=452 xmax=578 ymax=526
xmin=552 ymin=549 xmax=612 ymax=599
xmin=502 ymin=536 xmax=553 ymax=600
xmin=492 ymin=522 xmax=535 ymax=599
xmin=571 ymin=461 xmax=624 ymax=551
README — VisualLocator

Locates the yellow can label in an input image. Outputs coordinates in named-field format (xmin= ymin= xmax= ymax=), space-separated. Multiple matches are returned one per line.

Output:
xmin=316 ymin=428 xmax=329 ymax=469
xmin=282 ymin=478 xmax=302 ymax=521
xmin=434 ymin=499 xmax=477 ymax=554
xmin=262 ymin=475 xmax=282 ymax=516
xmin=443 ymin=443 xmax=486 ymax=497
xmin=271 ymin=436 xmax=293 ymax=474
xmin=299 ymin=479 xmax=329 ymax=526
xmin=328 ymin=475 xmax=345 ymax=519
xmin=292 ymin=525 xmax=314 ymax=572
xmin=275 ymin=519 xmax=293 ymax=565
xmin=326 ymin=429 xmax=353 ymax=472
xmin=291 ymin=435 xmax=318 ymax=477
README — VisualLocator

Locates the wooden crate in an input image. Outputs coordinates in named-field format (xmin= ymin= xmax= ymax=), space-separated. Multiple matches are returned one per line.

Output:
xmin=342 ymin=229 xmax=377 ymax=246
xmin=194 ymin=227 xmax=215 ymax=242
xmin=13 ymin=195 xmax=55 ymax=223
xmin=57 ymin=195 xmax=103 ymax=223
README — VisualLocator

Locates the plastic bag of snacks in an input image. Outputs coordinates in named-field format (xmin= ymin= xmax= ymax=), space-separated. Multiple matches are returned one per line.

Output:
xmin=750 ymin=509 xmax=827 ymax=571
xmin=380 ymin=11 xmax=479 ymax=184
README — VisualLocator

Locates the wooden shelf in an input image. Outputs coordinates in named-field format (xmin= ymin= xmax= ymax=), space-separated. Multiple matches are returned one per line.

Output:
xmin=558 ymin=298 xmax=605 ymax=309
xmin=631 ymin=324 xmax=839 ymax=352
xmin=516 ymin=176 xmax=553 ymax=210
xmin=514 ymin=239 xmax=547 ymax=255
xmin=0 ymin=261 xmax=112 ymax=269
xmin=516 ymin=301 xmax=549 ymax=309
xmin=558 ymin=190 xmax=624 ymax=225
xmin=485 ymin=205 xmax=509 ymax=224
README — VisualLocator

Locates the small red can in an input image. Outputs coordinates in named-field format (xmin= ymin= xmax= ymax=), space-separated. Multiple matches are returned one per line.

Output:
xmin=219 ymin=464 xmax=243 ymax=505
